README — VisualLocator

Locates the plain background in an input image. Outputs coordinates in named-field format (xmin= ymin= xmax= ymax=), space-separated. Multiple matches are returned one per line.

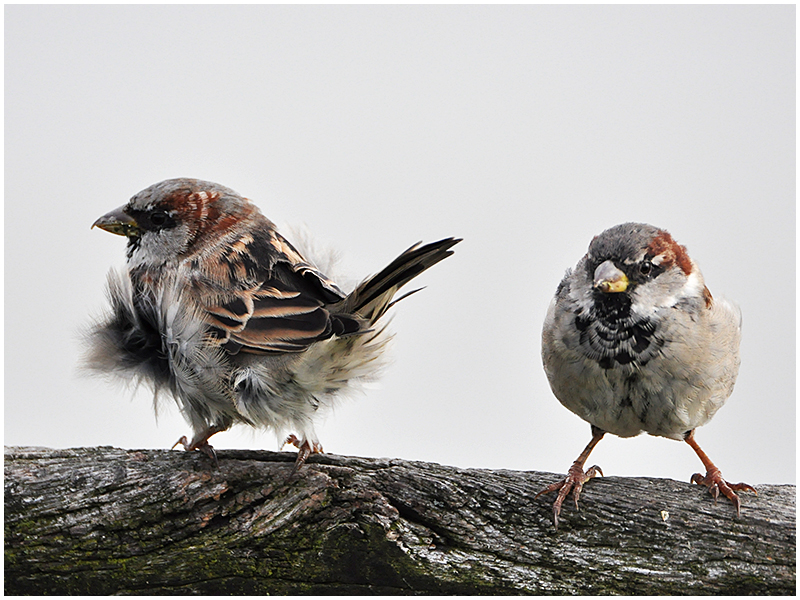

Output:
xmin=5 ymin=5 xmax=795 ymax=486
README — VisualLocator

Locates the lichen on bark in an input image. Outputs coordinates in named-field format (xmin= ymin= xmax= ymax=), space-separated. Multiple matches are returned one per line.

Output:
xmin=4 ymin=446 xmax=796 ymax=595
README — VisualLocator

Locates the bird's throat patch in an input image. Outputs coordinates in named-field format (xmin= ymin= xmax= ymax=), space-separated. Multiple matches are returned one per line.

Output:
xmin=576 ymin=294 xmax=661 ymax=369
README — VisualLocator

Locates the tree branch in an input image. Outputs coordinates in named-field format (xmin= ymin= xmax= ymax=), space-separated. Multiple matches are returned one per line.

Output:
xmin=4 ymin=446 xmax=795 ymax=594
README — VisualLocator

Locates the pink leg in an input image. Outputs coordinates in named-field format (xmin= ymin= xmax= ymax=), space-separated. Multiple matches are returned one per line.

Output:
xmin=536 ymin=426 xmax=605 ymax=528
xmin=685 ymin=429 xmax=756 ymax=516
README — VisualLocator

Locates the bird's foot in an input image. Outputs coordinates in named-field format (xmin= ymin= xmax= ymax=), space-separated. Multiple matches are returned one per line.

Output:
xmin=283 ymin=434 xmax=323 ymax=472
xmin=171 ymin=435 xmax=219 ymax=468
xmin=690 ymin=467 xmax=756 ymax=516
xmin=536 ymin=461 xmax=603 ymax=528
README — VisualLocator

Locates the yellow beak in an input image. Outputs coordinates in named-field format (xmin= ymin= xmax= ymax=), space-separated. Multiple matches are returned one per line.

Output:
xmin=593 ymin=260 xmax=628 ymax=293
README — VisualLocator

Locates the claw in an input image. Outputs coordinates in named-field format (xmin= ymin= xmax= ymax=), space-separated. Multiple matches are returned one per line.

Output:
xmin=685 ymin=431 xmax=755 ymax=517
xmin=171 ymin=427 xmax=224 ymax=468
xmin=293 ymin=443 xmax=312 ymax=473
xmin=574 ymin=465 xmax=602 ymax=508
xmin=536 ymin=460 xmax=603 ymax=528
xmin=537 ymin=428 xmax=606 ymax=529
xmin=283 ymin=434 xmax=323 ymax=473
xmin=691 ymin=467 xmax=755 ymax=517
xmin=197 ymin=442 xmax=219 ymax=468
xmin=172 ymin=436 xmax=190 ymax=450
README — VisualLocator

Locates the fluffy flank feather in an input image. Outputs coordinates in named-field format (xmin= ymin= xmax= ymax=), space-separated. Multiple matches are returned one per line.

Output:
xmin=82 ymin=268 xmax=170 ymax=402
xmin=158 ymin=284 xmax=236 ymax=432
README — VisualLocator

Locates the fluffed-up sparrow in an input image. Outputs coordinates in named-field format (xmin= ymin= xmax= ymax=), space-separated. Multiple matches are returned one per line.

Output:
xmin=86 ymin=178 xmax=460 ymax=469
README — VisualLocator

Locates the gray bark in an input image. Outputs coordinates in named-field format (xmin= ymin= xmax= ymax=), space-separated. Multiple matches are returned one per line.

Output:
xmin=4 ymin=446 xmax=795 ymax=595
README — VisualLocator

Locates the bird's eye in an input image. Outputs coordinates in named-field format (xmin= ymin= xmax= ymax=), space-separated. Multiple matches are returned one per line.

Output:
xmin=150 ymin=210 xmax=169 ymax=227
xmin=639 ymin=261 xmax=653 ymax=276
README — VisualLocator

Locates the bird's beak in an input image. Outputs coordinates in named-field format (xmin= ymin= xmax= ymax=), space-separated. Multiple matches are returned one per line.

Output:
xmin=92 ymin=206 xmax=140 ymax=237
xmin=593 ymin=260 xmax=628 ymax=293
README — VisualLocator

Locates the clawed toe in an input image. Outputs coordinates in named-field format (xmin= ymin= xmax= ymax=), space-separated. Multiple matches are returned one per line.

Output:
xmin=537 ymin=428 xmax=606 ymax=528
xmin=283 ymin=434 xmax=323 ymax=472
xmin=196 ymin=442 xmax=219 ymax=467
xmin=171 ymin=436 xmax=190 ymax=451
xmin=536 ymin=462 xmax=603 ymax=528
xmin=172 ymin=435 xmax=220 ymax=468
xmin=684 ymin=430 xmax=756 ymax=516
xmin=691 ymin=468 xmax=755 ymax=516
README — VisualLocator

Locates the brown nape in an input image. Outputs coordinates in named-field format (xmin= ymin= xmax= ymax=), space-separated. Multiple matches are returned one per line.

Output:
xmin=647 ymin=230 xmax=693 ymax=275
xmin=175 ymin=187 xmax=256 ymax=246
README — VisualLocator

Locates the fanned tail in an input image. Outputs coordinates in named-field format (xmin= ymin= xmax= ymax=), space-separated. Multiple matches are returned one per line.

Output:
xmin=338 ymin=237 xmax=461 ymax=324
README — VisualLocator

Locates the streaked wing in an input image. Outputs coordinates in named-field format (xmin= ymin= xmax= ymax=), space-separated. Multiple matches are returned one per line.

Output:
xmin=268 ymin=230 xmax=346 ymax=304
xmin=199 ymin=229 xmax=357 ymax=355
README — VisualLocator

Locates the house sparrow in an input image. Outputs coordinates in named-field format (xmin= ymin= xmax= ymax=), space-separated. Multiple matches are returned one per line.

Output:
xmin=538 ymin=222 xmax=754 ymax=527
xmin=86 ymin=178 xmax=460 ymax=469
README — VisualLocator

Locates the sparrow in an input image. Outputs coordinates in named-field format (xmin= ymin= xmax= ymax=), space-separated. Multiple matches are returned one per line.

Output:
xmin=538 ymin=222 xmax=754 ymax=527
xmin=86 ymin=178 xmax=460 ymax=469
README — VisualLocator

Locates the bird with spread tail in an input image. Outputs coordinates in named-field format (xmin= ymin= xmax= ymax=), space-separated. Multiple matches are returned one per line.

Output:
xmin=87 ymin=178 xmax=460 ymax=469
xmin=538 ymin=222 xmax=754 ymax=527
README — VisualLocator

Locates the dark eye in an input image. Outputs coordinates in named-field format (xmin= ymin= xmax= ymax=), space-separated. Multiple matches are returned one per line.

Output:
xmin=149 ymin=210 xmax=169 ymax=227
xmin=639 ymin=261 xmax=653 ymax=276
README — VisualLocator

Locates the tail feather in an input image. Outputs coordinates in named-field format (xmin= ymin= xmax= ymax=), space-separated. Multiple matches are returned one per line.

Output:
xmin=338 ymin=237 xmax=460 ymax=323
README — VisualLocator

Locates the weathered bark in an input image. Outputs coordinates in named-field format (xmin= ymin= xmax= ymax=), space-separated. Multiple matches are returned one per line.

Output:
xmin=4 ymin=446 xmax=795 ymax=595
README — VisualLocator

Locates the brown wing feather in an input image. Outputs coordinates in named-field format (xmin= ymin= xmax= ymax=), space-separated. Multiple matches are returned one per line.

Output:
xmin=194 ymin=229 xmax=457 ymax=356
xmin=197 ymin=229 xmax=353 ymax=355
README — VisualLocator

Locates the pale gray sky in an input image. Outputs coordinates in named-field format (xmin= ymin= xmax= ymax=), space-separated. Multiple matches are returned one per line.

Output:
xmin=5 ymin=5 xmax=795 ymax=486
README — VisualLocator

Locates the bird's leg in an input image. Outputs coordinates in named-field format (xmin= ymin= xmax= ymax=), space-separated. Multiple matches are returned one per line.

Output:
xmin=536 ymin=425 xmax=606 ymax=528
xmin=283 ymin=434 xmax=324 ymax=472
xmin=684 ymin=429 xmax=756 ymax=516
xmin=172 ymin=424 xmax=228 ymax=468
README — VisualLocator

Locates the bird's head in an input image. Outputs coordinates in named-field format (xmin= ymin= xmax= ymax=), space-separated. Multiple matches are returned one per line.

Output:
xmin=93 ymin=178 xmax=263 ymax=268
xmin=582 ymin=222 xmax=707 ymax=316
